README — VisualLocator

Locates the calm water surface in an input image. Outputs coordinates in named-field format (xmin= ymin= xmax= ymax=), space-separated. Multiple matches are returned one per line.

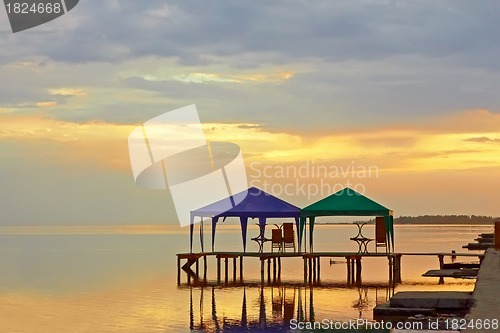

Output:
xmin=0 ymin=224 xmax=491 ymax=332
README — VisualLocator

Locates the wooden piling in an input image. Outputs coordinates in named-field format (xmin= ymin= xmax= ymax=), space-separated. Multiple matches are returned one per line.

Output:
xmin=303 ymin=257 xmax=308 ymax=283
xmin=240 ymin=256 xmax=243 ymax=281
xmin=308 ymin=257 xmax=312 ymax=284
xmin=388 ymin=255 xmax=393 ymax=286
xmin=395 ymin=254 xmax=402 ymax=283
xmin=203 ymin=255 xmax=207 ymax=282
xmin=217 ymin=257 xmax=221 ymax=284
xmin=224 ymin=258 xmax=229 ymax=284
xmin=317 ymin=257 xmax=321 ymax=281
xmin=260 ymin=258 xmax=264 ymax=283
xmin=350 ymin=257 xmax=355 ymax=283
xmin=355 ymin=257 xmax=362 ymax=286
xmin=346 ymin=257 xmax=351 ymax=286
xmin=267 ymin=258 xmax=271 ymax=282
xmin=195 ymin=258 xmax=199 ymax=276
xmin=177 ymin=256 xmax=181 ymax=285
xmin=272 ymin=257 xmax=277 ymax=282
xmin=438 ymin=254 xmax=445 ymax=284
xmin=277 ymin=257 xmax=281 ymax=281
xmin=392 ymin=255 xmax=398 ymax=284
xmin=312 ymin=256 xmax=317 ymax=282
xmin=233 ymin=257 xmax=237 ymax=281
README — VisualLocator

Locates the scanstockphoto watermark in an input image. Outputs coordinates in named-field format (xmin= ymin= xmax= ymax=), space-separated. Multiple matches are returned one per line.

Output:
xmin=289 ymin=318 xmax=439 ymax=331
xmin=249 ymin=161 xmax=379 ymax=199
xmin=128 ymin=105 xmax=248 ymax=227
xmin=290 ymin=318 xmax=500 ymax=331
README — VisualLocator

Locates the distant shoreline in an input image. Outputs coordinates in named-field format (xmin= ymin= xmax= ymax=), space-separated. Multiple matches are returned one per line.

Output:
xmin=317 ymin=215 xmax=498 ymax=226
xmin=315 ymin=222 xmax=495 ymax=225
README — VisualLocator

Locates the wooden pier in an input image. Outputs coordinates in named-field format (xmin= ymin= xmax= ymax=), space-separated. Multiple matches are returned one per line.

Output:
xmin=176 ymin=251 xmax=484 ymax=286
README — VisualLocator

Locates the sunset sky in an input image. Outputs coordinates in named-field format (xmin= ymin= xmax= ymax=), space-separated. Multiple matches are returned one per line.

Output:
xmin=0 ymin=0 xmax=499 ymax=226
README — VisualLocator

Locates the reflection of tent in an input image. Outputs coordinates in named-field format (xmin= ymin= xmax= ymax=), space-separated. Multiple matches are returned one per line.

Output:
xmin=190 ymin=187 xmax=301 ymax=252
xmin=299 ymin=188 xmax=394 ymax=252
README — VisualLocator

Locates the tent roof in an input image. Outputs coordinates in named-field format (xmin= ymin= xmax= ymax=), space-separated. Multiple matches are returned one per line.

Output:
xmin=301 ymin=187 xmax=392 ymax=217
xmin=191 ymin=187 xmax=300 ymax=219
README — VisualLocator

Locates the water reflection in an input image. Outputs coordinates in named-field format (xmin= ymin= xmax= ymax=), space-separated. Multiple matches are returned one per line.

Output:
xmin=187 ymin=284 xmax=394 ymax=332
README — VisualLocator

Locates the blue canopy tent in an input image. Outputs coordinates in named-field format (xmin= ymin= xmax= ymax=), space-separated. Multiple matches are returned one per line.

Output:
xmin=299 ymin=187 xmax=395 ymax=253
xmin=190 ymin=187 xmax=301 ymax=253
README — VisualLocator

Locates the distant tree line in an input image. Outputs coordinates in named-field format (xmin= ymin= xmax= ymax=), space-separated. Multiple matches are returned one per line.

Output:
xmin=394 ymin=215 xmax=498 ymax=225
xmin=318 ymin=215 xmax=499 ymax=225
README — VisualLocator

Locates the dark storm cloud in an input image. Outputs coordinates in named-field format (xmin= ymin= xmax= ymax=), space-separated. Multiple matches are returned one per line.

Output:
xmin=2 ymin=0 xmax=500 ymax=69
xmin=2 ymin=0 xmax=500 ymax=129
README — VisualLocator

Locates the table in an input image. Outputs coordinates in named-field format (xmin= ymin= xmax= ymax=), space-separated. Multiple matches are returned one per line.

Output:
xmin=251 ymin=223 xmax=270 ymax=253
xmin=350 ymin=222 xmax=374 ymax=254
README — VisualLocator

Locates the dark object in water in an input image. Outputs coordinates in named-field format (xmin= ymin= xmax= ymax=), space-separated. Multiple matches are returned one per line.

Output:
xmin=475 ymin=237 xmax=494 ymax=243
xmin=373 ymin=302 xmax=435 ymax=318
xmin=422 ymin=269 xmax=478 ymax=278
xmin=390 ymin=291 xmax=473 ymax=310
xmin=442 ymin=262 xmax=481 ymax=269
xmin=374 ymin=291 xmax=473 ymax=323
xmin=462 ymin=242 xmax=493 ymax=250
xmin=329 ymin=259 xmax=345 ymax=265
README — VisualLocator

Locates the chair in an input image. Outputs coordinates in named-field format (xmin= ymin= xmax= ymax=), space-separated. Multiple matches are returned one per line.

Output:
xmin=375 ymin=217 xmax=388 ymax=253
xmin=271 ymin=228 xmax=283 ymax=252
xmin=282 ymin=223 xmax=296 ymax=252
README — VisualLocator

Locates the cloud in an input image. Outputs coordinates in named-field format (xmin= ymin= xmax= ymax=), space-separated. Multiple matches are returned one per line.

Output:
xmin=0 ymin=114 xmax=135 ymax=169
xmin=464 ymin=136 xmax=500 ymax=143
xmin=144 ymin=4 xmax=174 ymax=19
xmin=49 ymin=88 xmax=87 ymax=97
xmin=2 ymin=108 xmax=499 ymax=174
xmin=430 ymin=109 xmax=500 ymax=134
xmin=168 ymin=73 xmax=240 ymax=84
xmin=161 ymin=71 xmax=294 ymax=84
xmin=35 ymin=101 xmax=58 ymax=108
xmin=238 ymin=124 xmax=261 ymax=129
xmin=2 ymin=0 xmax=500 ymax=225
xmin=2 ymin=15 xmax=500 ymax=133
xmin=1 ymin=0 xmax=499 ymax=71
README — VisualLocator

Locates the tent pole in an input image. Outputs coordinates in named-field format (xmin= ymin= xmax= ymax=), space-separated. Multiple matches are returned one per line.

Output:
xmin=212 ymin=217 xmax=218 ymax=253
xmin=294 ymin=217 xmax=300 ymax=253
xmin=309 ymin=217 xmax=315 ymax=253
xmin=240 ymin=216 xmax=248 ymax=253
xmin=189 ymin=215 xmax=194 ymax=253
xmin=302 ymin=217 xmax=307 ymax=252
xmin=200 ymin=217 xmax=204 ymax=253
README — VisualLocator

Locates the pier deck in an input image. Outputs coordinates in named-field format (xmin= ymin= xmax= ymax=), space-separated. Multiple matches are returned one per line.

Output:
xmin=176 ymin=251 xmax=484 ymax=286
xmin=178 ymin=251 xmax=484 ymax=257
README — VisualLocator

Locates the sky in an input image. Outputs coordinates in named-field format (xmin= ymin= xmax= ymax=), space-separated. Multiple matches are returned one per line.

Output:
xmin=0 ymin=0 xmax=499 ymax=226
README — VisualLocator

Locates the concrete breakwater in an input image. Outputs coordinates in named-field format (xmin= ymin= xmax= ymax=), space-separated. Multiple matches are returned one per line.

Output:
xmin=463 ymin=248 xmax=500 ymax=333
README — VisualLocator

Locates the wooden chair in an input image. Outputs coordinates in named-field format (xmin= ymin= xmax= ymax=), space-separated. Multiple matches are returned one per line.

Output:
xmin=375 ymin=217 xmax=388 ymax=253
xmin=271 ymin=228 xmax=283 ymax=252
xmin=282 ymin=223 xmax=296 ymax=252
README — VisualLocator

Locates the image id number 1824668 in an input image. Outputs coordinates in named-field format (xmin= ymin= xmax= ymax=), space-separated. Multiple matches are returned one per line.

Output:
xmin=6 ymin=2 xmax=62 ymax=14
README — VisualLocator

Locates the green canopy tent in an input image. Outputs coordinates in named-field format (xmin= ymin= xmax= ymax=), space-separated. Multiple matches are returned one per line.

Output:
xmin=299 ymin=187 xmax=394 ymax=253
